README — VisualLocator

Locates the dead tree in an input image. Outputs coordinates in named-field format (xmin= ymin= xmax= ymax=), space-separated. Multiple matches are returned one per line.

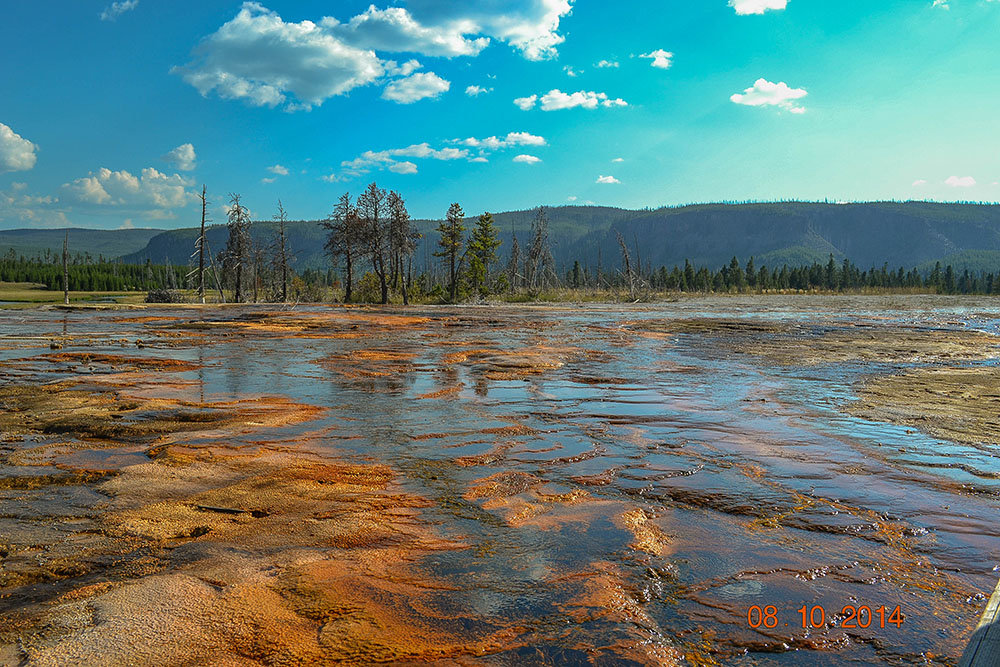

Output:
xmin=198 ymin=185 xmax=208 ymax=303
xmin=62 ymin=231 xmax=69 ymax=304
xmin=617 ymin=231 xmax=636 ymax=300
xmin=273 ymin=200 xmax=290 ymax=302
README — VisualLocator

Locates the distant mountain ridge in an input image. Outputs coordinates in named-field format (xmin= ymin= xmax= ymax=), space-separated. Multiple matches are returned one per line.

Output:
xmin=6 ymin=202 xmax=1000 ymax=275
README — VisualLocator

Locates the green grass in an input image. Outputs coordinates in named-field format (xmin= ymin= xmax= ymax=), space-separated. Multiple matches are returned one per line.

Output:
xmin=0 ymin=282 xmax=143 ymax=308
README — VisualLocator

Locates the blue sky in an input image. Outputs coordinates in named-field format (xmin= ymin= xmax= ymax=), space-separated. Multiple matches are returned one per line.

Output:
xmin=1 ymin=0 xmax=999 ymax=229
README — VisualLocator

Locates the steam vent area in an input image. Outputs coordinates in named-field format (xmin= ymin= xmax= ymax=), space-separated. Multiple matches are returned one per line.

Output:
xmin=2 ymin=295 xmax=1000 ymax=665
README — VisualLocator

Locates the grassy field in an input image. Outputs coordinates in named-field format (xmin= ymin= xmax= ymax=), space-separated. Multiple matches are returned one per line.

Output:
xmin=0 ymin=282 xmax=146 ymax=308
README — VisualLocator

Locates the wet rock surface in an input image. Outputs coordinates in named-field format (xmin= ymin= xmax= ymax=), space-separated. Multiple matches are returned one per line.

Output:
xmin=0 ymin=296 xmax=998 ymax=665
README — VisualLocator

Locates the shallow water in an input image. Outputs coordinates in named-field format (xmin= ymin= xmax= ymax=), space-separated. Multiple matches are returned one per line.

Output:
xmin=1 ymin=295 xmax=999 ymax=665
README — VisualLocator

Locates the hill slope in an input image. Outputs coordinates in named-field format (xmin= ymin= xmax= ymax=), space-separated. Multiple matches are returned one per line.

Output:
xmin=0 ymin=228 xmax=162 ymax=260
xmin=9 ymin=202 xmax=1000 ymax=274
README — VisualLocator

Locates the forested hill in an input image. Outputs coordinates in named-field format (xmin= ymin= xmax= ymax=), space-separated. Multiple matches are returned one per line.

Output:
xmin=0 ymin=227 xmax=162 ymax=260
xmin=8 ymin=201 xmax=1000 ymax=274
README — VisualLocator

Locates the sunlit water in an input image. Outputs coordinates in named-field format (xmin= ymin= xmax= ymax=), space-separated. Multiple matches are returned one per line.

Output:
xmin=1 ymin=294 xmax=998 ymax=665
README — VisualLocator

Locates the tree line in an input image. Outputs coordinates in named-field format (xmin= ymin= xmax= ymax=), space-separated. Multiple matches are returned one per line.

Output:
xmin=8 ymin=184 xmax=1000 ymax=301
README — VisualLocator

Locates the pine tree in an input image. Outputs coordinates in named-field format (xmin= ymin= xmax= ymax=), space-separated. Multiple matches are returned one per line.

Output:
xmin=467 ymin=212 xmax=502 ymax=296
xmin=435 ymin=202 xmax=465 ymax=301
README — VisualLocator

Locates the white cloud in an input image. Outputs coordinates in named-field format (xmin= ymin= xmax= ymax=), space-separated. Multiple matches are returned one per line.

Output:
xmin=518 ymin=89 xmax=627 ymax=111
xmin=161 ymin=143 xmax=196 ymax=171
xmin=564 ymin=65 xmax=581 ymax=77
xmin=268 ymin=164 xmax=289 ymax=175
xmin=612 ymin=157 xmax=624 ymax=163
xmin=729 ymin=0 xmax=788 ymax=15
xmin=382 ymin=71 xmax=450 ymax=103
xmin=334 ymin=142 xmax=469 ymax=179
xmin=639 ymin=50 xmax=673 ymax=69
xmin=567 ymin=195 xmax=578 ymax=201
xmin=596 ymin=175 xmax=620 ymax=184
xmin=912 ymin=179 xmax=928 ymax=187
xmin=465 ymin=84 xmax=492 ymax=96
xmin=261 ymin=177 xmax=277 ymax=184
xmin=333 ymin=130 xmax=545 ymax=180
xmin=175 ymin=2 xmax=573 ymax=112
xmin=457 ymin=131 xmax=546 ymax=149
xmin=514 ymin=94 xmax=538 ymax=110
xmin=595 ymin=59 xmax=619 ymax=68
xmin=100 ymin=0 xmax=138 ymax=21
xmin=945 ymin=175 xmax=976 ymax=187
xmin=540 ymin=89 xmax=627 ymax=110
xmin=389 ymin=161 xmax=418 ymax=174
xmin=403 ymin=0 xmax=574 ymax=60
xmin=730 ymin=78 xmax=807 ymax=113
xmin=173 ymin=3 xmax=384 ymax=111
xmin=326 ymin=6 xmax=488 ymax=57
xmin=932 ymin=0 xmax=949 ymax=8
xmin=0 ymin=182 xmax=68 ymax=227
xmin=385 ymin=59 xmax=422 ymax=76
xmin=0 ymin=123 xmax=38 ymax=173
xmin=62 ymin=166 xmax=195 ymax=216
xmin=119 ymin=219 xmax=135 ymax=229
xmin=513 ymin=154 xmax=541 ymax=164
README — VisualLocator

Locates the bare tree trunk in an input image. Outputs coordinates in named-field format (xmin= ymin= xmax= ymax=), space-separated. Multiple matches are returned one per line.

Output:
xmin=62 ymin=231 xmax=69 ymax=305
xmin=198 ymin=185 xmax=207 ymax=304
xmin=617 ymin=232 xmax=635 ymax=300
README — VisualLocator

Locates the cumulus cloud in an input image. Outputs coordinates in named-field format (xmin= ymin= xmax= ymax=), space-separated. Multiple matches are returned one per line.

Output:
xmin=382 ymin=71 xmax=450 ymax=103
xmin=514 ymin=94 xmax=538 ymax=110
xmin=912 ymin=179 xmax=928 ymax=187
xmin=174 ymin=2 xmax=574 ymax=111
xmin=331 ymin=130 xmax=546 ymax=180
xmin=515 ymin=89 xmax=627 ymax=111
xmin=640 ymin=49 xmax=673 ymax=69
xmin=729 ymin=0 xmax=788 ymax=15
xmin=161 ymin=143 xmax=196 ymax=171
xmin=332 ymin=142 xmax=469 ymax=180
xmin=595 ymin=59 xmax=619 ymax=68
xmin=389 ymin=161 xmax=418 ymax=174
xmin=62 ymin=166 xmax=195 ymax=217
xmin=100 ymin=0 xmax=138 ymax=21
xmin=513 ymin=154 xmax=541 ymax=164
xmin=612 ymin=157 xmax=624 ymax=162
xmin=0 ymin=123 xmax=38 ymax=173
xmin=385 ymin=59 xmax=422 ymax=76
xmin=456 ymin=131 xmax=546 ymax=149
xmin=945 ymin=175 xmax=976 ymax=187
xmin=596 ymin=175 xmax=620 ymax=184
xmin=465 ymin=84 xmax=492 ymax=96
xmin=730 ymin=78 xmax=807 ymax=113
xmin=325 ymin=5 xmax=488 ymax=57
xmin=172 ymin=3 xmax=384 ymax=111
xmin=563 ymin=65 xmax=581 ymax=77
xmin=268 ymin=164 xmax=289 ymax=175
xmin=402 ymin=0 xmax=575 ymax=61
xmin=567 ymin=195 xmax=578 ymax=201
xmin=0 ymin=182 xmax=68 ymax=227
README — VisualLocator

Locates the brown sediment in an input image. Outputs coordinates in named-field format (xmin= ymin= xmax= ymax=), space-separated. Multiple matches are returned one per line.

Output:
xmin=616 ymin=509 xmax=673 ymax=557
xmin=440 ymin=344 xmax=582 ymax=379
xmin=416 ymin=383 xmax=464 ymax=399
xmin=464 ymin=471 xmax=541 ymax=499
xmin=622 ymin=318 xmax=790 ymax=340
xmin=740 ymin=325 xmax=1000 ymax=365
xmin=3 ymin=445 xmax=533 ymax=665
xmin=0 ymin=381 xmax=323 ymax=443
xmin=556 ymin=561 xmax=683 ymax=665
xmin=848 ymin=366 xmax=1000 ymax=447
xmin=32 ymin=352 xmax=200 ymax=372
